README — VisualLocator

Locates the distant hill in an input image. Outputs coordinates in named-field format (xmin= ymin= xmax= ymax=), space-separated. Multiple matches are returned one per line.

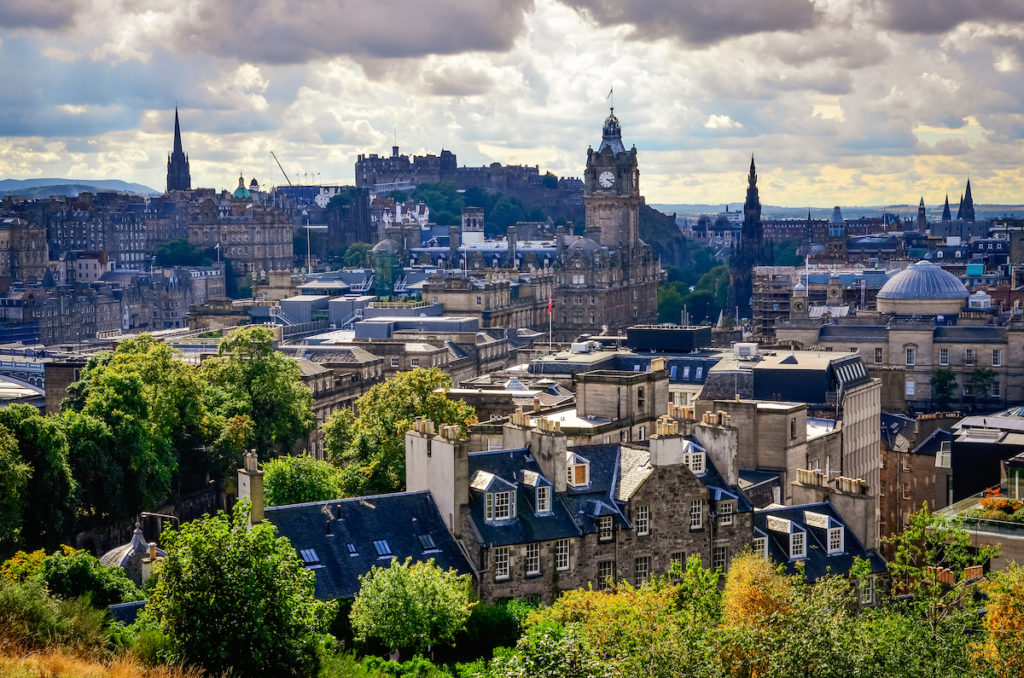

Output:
xmin=651 ymin=203 xmax=1024 ymax=221
xmin=0 ymin=178 xmax=160 ymax=199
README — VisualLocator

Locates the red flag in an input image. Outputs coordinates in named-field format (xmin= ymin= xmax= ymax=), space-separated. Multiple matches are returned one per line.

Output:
xmin=548 ymin=294 xmax=552 ymax=315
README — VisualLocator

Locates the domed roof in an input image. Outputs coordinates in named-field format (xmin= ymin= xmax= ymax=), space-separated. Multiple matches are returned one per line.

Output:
xmin=232 ymin=174 xmax=251 ymax=199
xmin=597 ymin=109 xmax=626 ymax=155
xmin=877 ymin=260 xmax=969 ymax=300
xmin=568 ymin=237 xmax=601 ymax=253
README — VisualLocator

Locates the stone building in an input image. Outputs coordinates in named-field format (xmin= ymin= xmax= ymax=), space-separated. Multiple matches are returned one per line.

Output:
xmin=406 ymin=414 xmax=753 ymax=604
xmin=0 ymin=216 xmax=48 ymax=283
xmin=186 ymin=190 xmax=292 ymax=276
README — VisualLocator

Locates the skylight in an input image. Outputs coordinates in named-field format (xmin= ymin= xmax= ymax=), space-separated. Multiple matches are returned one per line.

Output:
xmin=418 ymin=534 xmax=437 ymax=550
xmin=373 ymin=540 xmax=393 ymax=557
xmin=299 ymin=548 xmax=320 ymax=566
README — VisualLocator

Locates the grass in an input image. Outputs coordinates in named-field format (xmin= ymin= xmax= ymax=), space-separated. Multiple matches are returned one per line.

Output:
xmin=0 ymin=648 xmax=201 ymax=678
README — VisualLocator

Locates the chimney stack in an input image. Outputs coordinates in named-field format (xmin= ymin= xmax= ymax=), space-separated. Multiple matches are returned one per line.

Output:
xmin=237 ymin=451 xmax=265 ymax=524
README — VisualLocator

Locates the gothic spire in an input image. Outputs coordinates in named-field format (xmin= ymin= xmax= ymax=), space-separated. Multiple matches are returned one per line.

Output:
xmin=166 ymin=107 xmax=191 ymax=193
xmin=173 ymin=107 xmax=183 ymax=156
xmin=956 ymin=193 xmax=963 ymax=220
xmin=962 ymin=178 xmax=975 ymax=222
xmin=942 ymin=193 xmax=951 ymax=221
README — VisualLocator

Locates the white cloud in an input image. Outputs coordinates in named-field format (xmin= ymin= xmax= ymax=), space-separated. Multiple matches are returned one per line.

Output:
xmin=704 ymin=114 xmax=742 ymax=131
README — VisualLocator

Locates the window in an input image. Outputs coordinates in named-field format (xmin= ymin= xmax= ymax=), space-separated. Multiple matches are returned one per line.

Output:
xmin=905 ymin=347 xmax=916 ymax=366
xmin=905 ymin=379 xmax=915 ymax=397
xmin=993 ymin=380 xmax=1001 ymax=398
xmin=939 ymin=348 xmax=949 ymax=366
xmin=417 ymin=534 xmax=437 ymax=551
xmin=790 ymin=531 xmax=806 ymax=559
xmin=635 ymin=505 xmax=650 ymax=536
xmin=598 ymin=516 xmax=614 ymax=542
xmin=410 ymin=358 xmax=420 ymax=368
xmin=536 ymin=486 xmax=551 ymax=514
xmin=634 ymin=556 xmax=651 ymax=585
xmin=993 ymin=349 xmax=1002 ymax=367
xmin=494 ymin=546 xmax=510 ymax=580
xmin=568 ymin=462 xmax=589 ymax=487
xmin=637 ymin=387 xmax=645 ymax=409
xmin=790 ymin=418 xmax=796 ymax=439
xmin=719 ymin=501 xmax=734 ymax=526
xmin=299 ymin=549 xmax=320 ymax=567
xmin=965 ymin=348 xmax=975 ymax=366
xmin=555 ymin=539 xmax=570 ymax=571
xmin=828 ymin=527 xmax=844 ymax=554
xmin=571 ymin=274 xmax=584 ymax=285
xmin=373 ymin=540 xmax=393 ymax=557
xmin=713 ymin=546 xmax=728 ymax=572
xmin=346 ymin=543 xmax=358 ymax=556
xmin=597 ymin=561 xmax=614 ymax=589
xmin=493 ymin=491 xmax=513 ymax=520
xmin=670 ymin=551 xmax=685 ymax=571
xmin=475 ymin=296 xmax=482 ymax=306
xmin=695 ymin=366 xmax=703 ymax=380
xmin=690 ymin=499 xmax=704 ymax=530
xmin=860 ymin=577 xmax=874 ymax=605
xmin=753 ymin=536 xmax=768 ymax=559
xmin=390 ymin=357 xmax=399 ymax=368
xmin=525 ymin=543 xmax=540 ymax=576
xmin=686 ymin=452 xmax=706 ymax=474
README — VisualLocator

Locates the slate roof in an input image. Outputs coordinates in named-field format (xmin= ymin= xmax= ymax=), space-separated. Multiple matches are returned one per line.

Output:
xmin=911 ymin=428 xmax=952 ymax=457
xmin=755 ymin=502 xmax=886 ymax=581
xmin=264 ymin=491 xmax=471 ymax=600
xmin=819 ymin=325 xmax=888 ymax=342
xmin=933 ymin=326 xmax=1006 ymax=343
xmin=108 ymin=600 xmax=147 ymax=625
xmin=880 ymin=412 xmax=916 ymax=450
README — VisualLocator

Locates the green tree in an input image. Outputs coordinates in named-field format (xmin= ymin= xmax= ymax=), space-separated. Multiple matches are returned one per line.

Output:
xmin=490 ymin=195 xmax=526 ymax=230
xmin=413 ymin=181 xmax=464 ymax=226
xmin=350 ymin=557 xmax=475 ymax=656
xmin=0 ymin=426 xmax=30 ymax=555
xmin=155 ymin=238 xmax=214 ymax=267
xmin=327 ymin=368 xmax=475 ymax=496
xmin=656 ymin=283 xmax=685 ymax=323
xmin=264 ymin=454 xmax=342 ymax=507
xmin=969 ymin=366 xmax=996 ymax=403
xmin=344 ymin=242 xmax=373 ymax=268
xmin=0 ymin=405 xmax=75 ymax=551
xmin=930 ymin=367 xmax=958 ymax=410
xmin=146 ymin=501 xmax=334 ymax=676
xmin=541 ymin=171 xmax=559 ymax=190
xmin=38 ymin=546 xmax=143 ymax=607
xmin=200 ymin=326 xmax=315 ymax=461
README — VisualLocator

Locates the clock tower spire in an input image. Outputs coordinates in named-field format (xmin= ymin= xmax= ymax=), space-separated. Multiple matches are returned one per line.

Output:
xmin=584 ymin=109 xmax=640 ymax=250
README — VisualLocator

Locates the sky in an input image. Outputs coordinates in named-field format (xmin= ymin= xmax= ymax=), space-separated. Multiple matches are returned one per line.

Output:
xmin=2 ymin=0 xmax=1024 ymax=207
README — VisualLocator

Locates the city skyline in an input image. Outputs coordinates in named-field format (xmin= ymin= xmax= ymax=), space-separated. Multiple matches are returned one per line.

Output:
xmin=2 ymin=0 xmax=1024 ymax=206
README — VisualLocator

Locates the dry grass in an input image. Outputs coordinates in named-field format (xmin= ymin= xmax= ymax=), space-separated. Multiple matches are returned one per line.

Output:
xmin=0 ymin=649 xmax=203 ymax=678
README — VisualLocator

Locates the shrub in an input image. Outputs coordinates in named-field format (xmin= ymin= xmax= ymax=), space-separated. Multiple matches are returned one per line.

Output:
xmin=0 ymin=578 xmax=106 ymax=651
xmin=40 ymin=546 xmax=144 ymax=607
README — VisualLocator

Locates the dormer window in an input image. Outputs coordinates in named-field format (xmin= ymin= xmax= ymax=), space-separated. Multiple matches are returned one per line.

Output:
xmin=828 ymin=526 xmax=844 ymax=554
xmin=536 ymin=485 xmax=551 ymax=514
xmin=485 ymin=491 xmax=515 ymax=522
xmin=684 ymin=451 xmax=706 ymax=474
xmin=567 ymin=457 xmax=590 ymax=487
xmin=753 ymin=536 xmax=768 ymax=559
xmin=718 ymin=500 xmax=735 ymax=526
xmin=790 ymin=531 xmax=806 ymax=560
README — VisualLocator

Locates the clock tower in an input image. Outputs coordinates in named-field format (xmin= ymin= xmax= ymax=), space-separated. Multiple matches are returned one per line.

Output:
xmin=584 ymin=109 xmax=641 ymax=251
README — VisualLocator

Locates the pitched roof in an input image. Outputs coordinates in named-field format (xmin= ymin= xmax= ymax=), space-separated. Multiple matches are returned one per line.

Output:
xmin=263 ymin=491 xmax=471 ymax=600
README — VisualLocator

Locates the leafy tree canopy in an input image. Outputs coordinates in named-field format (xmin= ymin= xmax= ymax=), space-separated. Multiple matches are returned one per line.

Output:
xmin=146 ymin=501 xmax=335 ymax=676
xmin=413 ymin=181 xmax=464 ymax=226
xmin=264 ymin=454 xmax=342 ymax=507
xmin=345 ymin=242 xmax=373 ymax=269
xmin=155 ymin=239 xmax=214 ymax=267
xmin=0 ymin=425 xmax=30 ymax=556
xmin=350 ymin=557 xmax=475 ymax=656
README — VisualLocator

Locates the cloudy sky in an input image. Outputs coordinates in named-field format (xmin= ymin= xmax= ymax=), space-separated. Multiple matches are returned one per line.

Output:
xmin=2 ymin=0 xmax=1024 ymax=207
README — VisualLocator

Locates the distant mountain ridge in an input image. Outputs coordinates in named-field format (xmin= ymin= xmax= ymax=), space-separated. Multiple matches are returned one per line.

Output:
xmin=0 ymin=178 xmax=160 ymax=198
xmin=651 ymin=203 xmax=1024 ymax=221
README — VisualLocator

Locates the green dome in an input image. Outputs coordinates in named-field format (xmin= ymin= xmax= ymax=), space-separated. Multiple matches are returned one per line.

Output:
xmin=233 ymin=174 xmax=251 ymax=200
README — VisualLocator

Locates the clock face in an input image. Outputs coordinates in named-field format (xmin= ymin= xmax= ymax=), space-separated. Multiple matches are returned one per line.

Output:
xmin=598 ymin=171 xmax=615 ymax=188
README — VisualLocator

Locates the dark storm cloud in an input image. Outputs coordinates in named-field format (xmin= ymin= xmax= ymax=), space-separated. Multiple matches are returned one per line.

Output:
xmin=559 ymin=0 xmax=820 ymax=46
xmin=0 ymin=0 xmax=78 ymax=29
xmin=877 ymin=0 xmax=1024 ymax=34
xmin=169 ymin=0 xmax=534 ymax=64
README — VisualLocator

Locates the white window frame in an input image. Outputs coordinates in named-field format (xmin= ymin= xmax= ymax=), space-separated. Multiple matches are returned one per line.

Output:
xmin=690 ymin=499 xmax=704 ymax=530
xmin=536 ymin=485 xmax=551 ymax=514
xmin=905 ymin=347 xmax=916 ymax=366
xmin=874 ymin=347 xmax=883 ymax=364
xmin=555 ymin=539 xmax=570 ymax=571
xmin=753 ymin=536 xmax=768 ymax=559
xmin=905 ymin=379 xmax=915 ymax=397
xmin=686 ymin=451 xmax=706 ymax=474
xmin=719 ymin=501 xmax=734 ymax=526
xmin=410 ymin=357 xmax=419 ymax=368
xmin=634 ymin=556 xmax=651 ymax=585
xmin=965 ymin=348 xmax=975 ymax=366
xmin=993 ymin=349 xmax=1002 ymax=367
xmin=713 ymin=546 xmax=728 ymax=572
xmin=860 ymin=576 xmax=874 ymax=605
xmin=525 ymin=543 xmax=540 ymax=576
xmin=635 ymin=505 xmax=650 ymax=536
xmin=598 ymin=515 xmax=614 ymax=542
xmin=790 ymin=531 xmax=806 ymax=560
xmin=597 ymin=561 xmax=614 ymax=588
xmin=494 ymin=546 xmax=510 ymax=580
xmin=493 ymin=491 xmax=513 ymax=521
xmin=939 ymin=348 xmax=948 ymax=366
xmin=390 ymin=357 xmax=399 ymax=368
xmin=828 ymin=526 xmax=844 ymax=554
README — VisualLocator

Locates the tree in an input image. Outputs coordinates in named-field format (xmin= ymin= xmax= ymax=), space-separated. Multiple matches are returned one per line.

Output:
xmin=0 ymin=406 xmax=75 ymax=551
xmin=264 ymin=454 xmax=342 ymax=507
xmin=541 ymin=171 xmax=559 ymax=190
xmin=0 ymin=426 xmax=30 ymax=555
xmin=200 ymin=326 xmax=315 ymax=461
xmin=344 ymin=242 xmax=373 ymax=268
xmin=350 ymin=557 xmax=475 ymax=656
xmin=930 ymin=367 xmax=957 ymax=410
xmin=975 ymin=564 xmax=1024 ymax=677
xmin=327 ymin=368 xmax=475 ymax=496
xmin=146 ymin=501 xmax=334 ymax=676
xmin=38 ymin=546 xmax=143 ymax=607
xmin=969 ymin=366 xmax=996 ymax=403
xmin=155 ymin=239 xmax=213 ymax=267
xmin=413 ymin=181 xmax=464 ymax=226
xmin=722 ymin=553 xmax=793 ymax=629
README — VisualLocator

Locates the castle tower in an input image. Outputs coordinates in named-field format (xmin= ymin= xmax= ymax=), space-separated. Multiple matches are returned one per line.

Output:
xmin=583 ymin=108 xmax=641 ymax=251
xmin=166 ymin=107 xmax=191 ymax=193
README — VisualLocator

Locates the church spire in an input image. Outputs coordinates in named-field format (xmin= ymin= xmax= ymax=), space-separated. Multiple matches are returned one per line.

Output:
xmin=956 ymin=193 xmax=963 ymax=220
xmin=173 ymin=107 xmax=183 ymax=156
xmin=942 ymin=193 xmax=951 ymax=221
xmin=962 ymin=178 xmax=975 ymax=222
xmin=166 ymin=107 xmax=191 ymax=193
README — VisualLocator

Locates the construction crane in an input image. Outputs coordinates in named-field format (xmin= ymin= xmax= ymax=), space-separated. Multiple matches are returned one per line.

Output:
xmin=270 ymin=151 xmax=292 ymax=185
